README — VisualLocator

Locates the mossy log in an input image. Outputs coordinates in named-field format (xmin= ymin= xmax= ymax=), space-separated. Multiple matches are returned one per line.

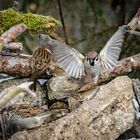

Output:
xmin=0 ymin=8 xmax=61 ymax=35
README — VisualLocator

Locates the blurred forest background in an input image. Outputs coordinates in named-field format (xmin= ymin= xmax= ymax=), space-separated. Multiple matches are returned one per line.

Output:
xmin=0 ymin=0 xmax=140 ymax=77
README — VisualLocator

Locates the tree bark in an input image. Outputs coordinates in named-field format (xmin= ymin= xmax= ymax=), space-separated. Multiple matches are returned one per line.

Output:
xmin=0 ymin=52 xmax=140 ymax=84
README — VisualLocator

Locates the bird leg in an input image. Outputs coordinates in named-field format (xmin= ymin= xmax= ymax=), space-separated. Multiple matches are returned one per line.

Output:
xmin=30 ymin=71 xmax=39 ymax=91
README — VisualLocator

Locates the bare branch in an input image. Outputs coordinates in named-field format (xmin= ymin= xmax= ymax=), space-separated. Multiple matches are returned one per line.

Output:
xmin=1 ymin=23 xmax=27 ymax=51
xmin=0 ymin=54 xmax=32 ymax=77
xmin=128 ymin=8 xmax=140 ymax=30
xmin=98 ymin=53 xmax=140 ymax=84
xmin=0 ymin=52 xmax=140 ymax=85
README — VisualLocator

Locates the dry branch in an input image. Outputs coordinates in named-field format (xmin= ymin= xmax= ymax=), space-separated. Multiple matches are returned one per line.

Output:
xmin=0 ymin=52 xmax=140 ymax=83
xmin=0 ymin=54 xmax=31 ymax=77
xmin=128 ymin=8 xmax=140 ymax=30
xmin=98 ymin=53 xmax=140 ymax=84
xmin=1 ymin=23 xmax=27 ymax=51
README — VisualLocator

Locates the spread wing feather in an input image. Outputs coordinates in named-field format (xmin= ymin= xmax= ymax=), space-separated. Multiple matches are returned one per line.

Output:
xmin=45 ymin=36 xmax=85 ymax=78
xmin=99 ymin=25 xmax=126 ymax=70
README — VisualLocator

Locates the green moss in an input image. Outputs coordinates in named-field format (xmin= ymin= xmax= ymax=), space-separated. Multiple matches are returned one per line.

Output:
xmin=0 ymin=8 xmax=61 ymax=35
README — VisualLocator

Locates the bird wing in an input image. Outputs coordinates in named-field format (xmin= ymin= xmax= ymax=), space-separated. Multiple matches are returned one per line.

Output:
xmin=44 ymin=35 xmax=85 ymax=78
xmin=99 ymin=25 xmax=126 ymax=70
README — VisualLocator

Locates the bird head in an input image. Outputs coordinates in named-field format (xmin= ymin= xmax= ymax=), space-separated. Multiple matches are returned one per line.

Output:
xmin=85 ymin=51 xmax=99 ymax=66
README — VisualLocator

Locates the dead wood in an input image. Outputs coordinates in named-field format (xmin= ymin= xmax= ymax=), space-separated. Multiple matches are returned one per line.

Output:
xmin=0 ymin=52 xmax=140 ymax=84
xmin=9 ymin=76 xmax=135 ymax=140
xmin=128 ymin=8 xmax=140 ymax=30
xmin=98 ymin=53 xmax=140 ymax=84
xmin=0 ymin=54 xmax=31 ymax=77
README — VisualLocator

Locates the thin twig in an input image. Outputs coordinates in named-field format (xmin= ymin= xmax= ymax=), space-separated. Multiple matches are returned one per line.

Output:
xmin=56 ymin=0 xmax=69 ymax=44
xmin=126 ymin=30 xmax=140 ymax=36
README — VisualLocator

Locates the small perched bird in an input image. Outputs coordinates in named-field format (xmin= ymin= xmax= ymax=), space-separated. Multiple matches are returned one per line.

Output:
xmin=31 ymin=47 xmax=52 ymax=90
xmin=39 ymin=25 xmax=126 ymax=83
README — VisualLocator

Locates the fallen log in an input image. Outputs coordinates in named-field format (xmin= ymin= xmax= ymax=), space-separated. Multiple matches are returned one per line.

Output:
xmin=9 ymin=76 xmax=135 ymax=140
xmin=0 ymin=52 xmax=140 ymax=84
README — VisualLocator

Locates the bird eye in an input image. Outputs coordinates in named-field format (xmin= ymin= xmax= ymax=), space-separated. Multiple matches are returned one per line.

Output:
xmin=95 ymin=57 xmax=99 ymax=61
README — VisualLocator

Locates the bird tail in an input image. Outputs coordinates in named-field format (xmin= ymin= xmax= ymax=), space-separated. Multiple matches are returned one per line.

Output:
xmin=30 ymin=71 xmax=38 ymax=91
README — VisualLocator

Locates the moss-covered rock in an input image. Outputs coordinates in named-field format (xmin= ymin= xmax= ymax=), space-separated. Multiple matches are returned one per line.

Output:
xmin=0 ymin=8 xmax=61 ymax=35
